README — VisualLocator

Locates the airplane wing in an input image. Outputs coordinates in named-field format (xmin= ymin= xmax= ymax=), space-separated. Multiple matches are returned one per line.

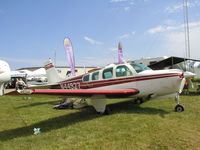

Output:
xmin=148 ymin=56 xmax=200 ymax=70
xmin=17 ymin=88 xmax=139 ymax=98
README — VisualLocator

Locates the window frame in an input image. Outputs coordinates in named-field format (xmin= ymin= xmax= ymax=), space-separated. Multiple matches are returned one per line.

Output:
xmin=115 ymin=65 xmax=133 ymax=78
xmin=82 ymin=74 xmax=90 ymax=82
xmin=102 ymin=67 xmax=113 ymax=79
xmin=92 ymin=71 xmax=99 ymax=81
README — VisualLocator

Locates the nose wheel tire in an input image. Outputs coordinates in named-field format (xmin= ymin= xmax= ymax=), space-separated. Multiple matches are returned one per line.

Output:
xmin=175 ymin=104 xmax=184 ymax=112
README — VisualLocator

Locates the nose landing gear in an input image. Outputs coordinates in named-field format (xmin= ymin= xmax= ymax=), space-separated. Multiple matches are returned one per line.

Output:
xmin=174 ymin=94 xmax=184 ymax=112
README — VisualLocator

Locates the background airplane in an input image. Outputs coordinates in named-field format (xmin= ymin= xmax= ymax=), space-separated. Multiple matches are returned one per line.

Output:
xmin=0 ymin=60 xmax=11 ymax=95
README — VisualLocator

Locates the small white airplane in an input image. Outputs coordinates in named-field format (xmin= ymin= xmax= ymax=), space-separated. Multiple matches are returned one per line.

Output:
xmin=19 ymin=59 xmax=186 ymax=114
xmin=13 ymin=68 xmax=47 ymax=82
xmin=0 ymin=60 xmax=11 ymax=95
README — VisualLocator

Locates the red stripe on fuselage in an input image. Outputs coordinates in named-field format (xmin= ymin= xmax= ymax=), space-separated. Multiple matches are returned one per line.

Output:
xmin=59 ymin=73 xmax=181 ymax=89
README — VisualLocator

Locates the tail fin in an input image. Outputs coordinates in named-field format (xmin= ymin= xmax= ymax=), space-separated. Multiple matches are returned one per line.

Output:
xmin=44 ymin=59 xmax=63 ymax=84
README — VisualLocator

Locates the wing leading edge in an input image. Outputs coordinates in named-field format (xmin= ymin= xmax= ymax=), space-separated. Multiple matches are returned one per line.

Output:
xmin=19 ymin=88 xmax=139 ymax=98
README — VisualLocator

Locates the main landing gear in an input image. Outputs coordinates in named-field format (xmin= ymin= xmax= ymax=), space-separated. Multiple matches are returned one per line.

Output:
xmin=98 ymin=106 xmax=111 ymax=115
xmin=174 ymin=94 xmax=184 ymax=112
xmin=134 ymin=98 xmax=143 ymax=104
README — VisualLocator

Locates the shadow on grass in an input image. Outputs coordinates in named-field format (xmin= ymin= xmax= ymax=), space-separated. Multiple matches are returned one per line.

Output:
xmin=0 ymin=101 xmax=169 ymax=141
xmin=108 ymin=100 xmax=169 ymax=117
xmin=16 ymin=100 xmax=60 ymax=109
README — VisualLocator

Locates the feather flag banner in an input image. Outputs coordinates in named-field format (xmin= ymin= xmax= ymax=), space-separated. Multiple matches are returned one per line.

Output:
xmin=118 ymin=42 xmax=123 ymax=64
xmin=64 ymin=38 xmax=75 ymax=76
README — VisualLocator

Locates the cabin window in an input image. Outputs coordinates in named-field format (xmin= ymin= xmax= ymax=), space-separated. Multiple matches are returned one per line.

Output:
xmin=103 ymin=68 xmax=113 ymax=79
xmin=130 ymin=62 xmax=151 ymax=73
xmin=116 ymin=65 xmax=133 ymax=77
xmin=92 ymin=71 xmax=99 ymax=81
xmin=83 ymin=74 xmax=90 ymax=82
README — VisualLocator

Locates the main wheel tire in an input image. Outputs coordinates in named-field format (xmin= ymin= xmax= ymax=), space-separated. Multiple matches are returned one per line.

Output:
xmin=98 ymin=106 xmax=111 ymax=115
xmin=135 ymin=99 xmax=143 ymax=104
xmin=175 ymin=104 xmax=184 ymax=112
xmin=104 ymin=106 xmax=111 ymax=115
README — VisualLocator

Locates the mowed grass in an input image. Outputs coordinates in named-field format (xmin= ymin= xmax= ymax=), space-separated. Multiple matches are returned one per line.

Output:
xmin=0 ymin=95 xmax=200 ymax=150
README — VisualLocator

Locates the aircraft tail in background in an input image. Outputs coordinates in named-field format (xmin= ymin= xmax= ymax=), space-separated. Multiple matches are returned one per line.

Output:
xmin=44 ymin=59 xmax=63 ymax=84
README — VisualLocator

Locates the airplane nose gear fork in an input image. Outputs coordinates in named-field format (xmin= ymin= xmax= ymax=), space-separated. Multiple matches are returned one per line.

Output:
xmin=174 ymin=93 xmax=184 ymax=112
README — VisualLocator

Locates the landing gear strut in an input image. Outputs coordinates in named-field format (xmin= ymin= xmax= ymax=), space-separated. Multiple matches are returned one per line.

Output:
xmin=98 ymin=106 xmax=111 ymax=115
xmin=174 ymin=94 xmax=184 ymax=112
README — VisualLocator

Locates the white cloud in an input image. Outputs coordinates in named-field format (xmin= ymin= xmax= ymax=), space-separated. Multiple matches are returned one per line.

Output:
xmin=164 ymin=19 xmax=178 ymax=25
xmin=147 ymin=21 xmax=200 ymax=59
xmin=109 ymin=0 xmax=134 ymax=12
xmin=147 ymin=21 xmax=200 ymax=34
xmin=110 ymin=0 xmax=148 ymax=3
xmin=124 ymin=7 xmax=130 ymax=11
xmin=131 ymin=31 xmax=135 ymax=35
xmin=119 ymin=33 xmax=130 ymax=39
xmin=84 ymin=36 xmax=103 ymax=45
xmin=165 ymin=1 xmax=200 ymax=13
xmin=110 ymin=0 xmax=127 ymax=3
xmin=165 ymin=3 xmax=183 ymax=13
xmin=162 ymin=28 xmax=200 ymax=58
xmin=118 ymin=31 xmax=135 ymax=39
xmin=147 ymin=25 xmax=176 ymax=34
xmin=109 ymin=0 xmax=148 ymax=12
xmin=129 ymin=1 xmax=135 ymax=5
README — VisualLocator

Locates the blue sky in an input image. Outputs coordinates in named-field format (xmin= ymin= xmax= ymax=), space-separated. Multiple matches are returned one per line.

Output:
xmin=0 ymin=0 xmax=200 ymax=70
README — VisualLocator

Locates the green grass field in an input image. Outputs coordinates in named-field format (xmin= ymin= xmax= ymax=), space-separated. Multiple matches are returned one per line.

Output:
xmin=0 ymin=95 xmax=200 ymax=150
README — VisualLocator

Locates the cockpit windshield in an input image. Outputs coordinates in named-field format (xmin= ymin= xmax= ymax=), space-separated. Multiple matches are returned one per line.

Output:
xmin=130 ymin=62 xmax=151 ymax=73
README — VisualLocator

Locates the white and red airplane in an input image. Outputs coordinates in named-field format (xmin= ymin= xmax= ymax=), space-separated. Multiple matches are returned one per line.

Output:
xmin=0 ymin=60 xmax=11 ymax=95
xmin=19 ymin=59 xmax=186 ymax=114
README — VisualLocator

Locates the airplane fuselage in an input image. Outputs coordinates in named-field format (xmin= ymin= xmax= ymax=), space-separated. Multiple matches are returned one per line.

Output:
xmin=22 ymin=60 xmax=185 ymax=113
xmin=59 ymin=62 xmax=184 ymax=99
